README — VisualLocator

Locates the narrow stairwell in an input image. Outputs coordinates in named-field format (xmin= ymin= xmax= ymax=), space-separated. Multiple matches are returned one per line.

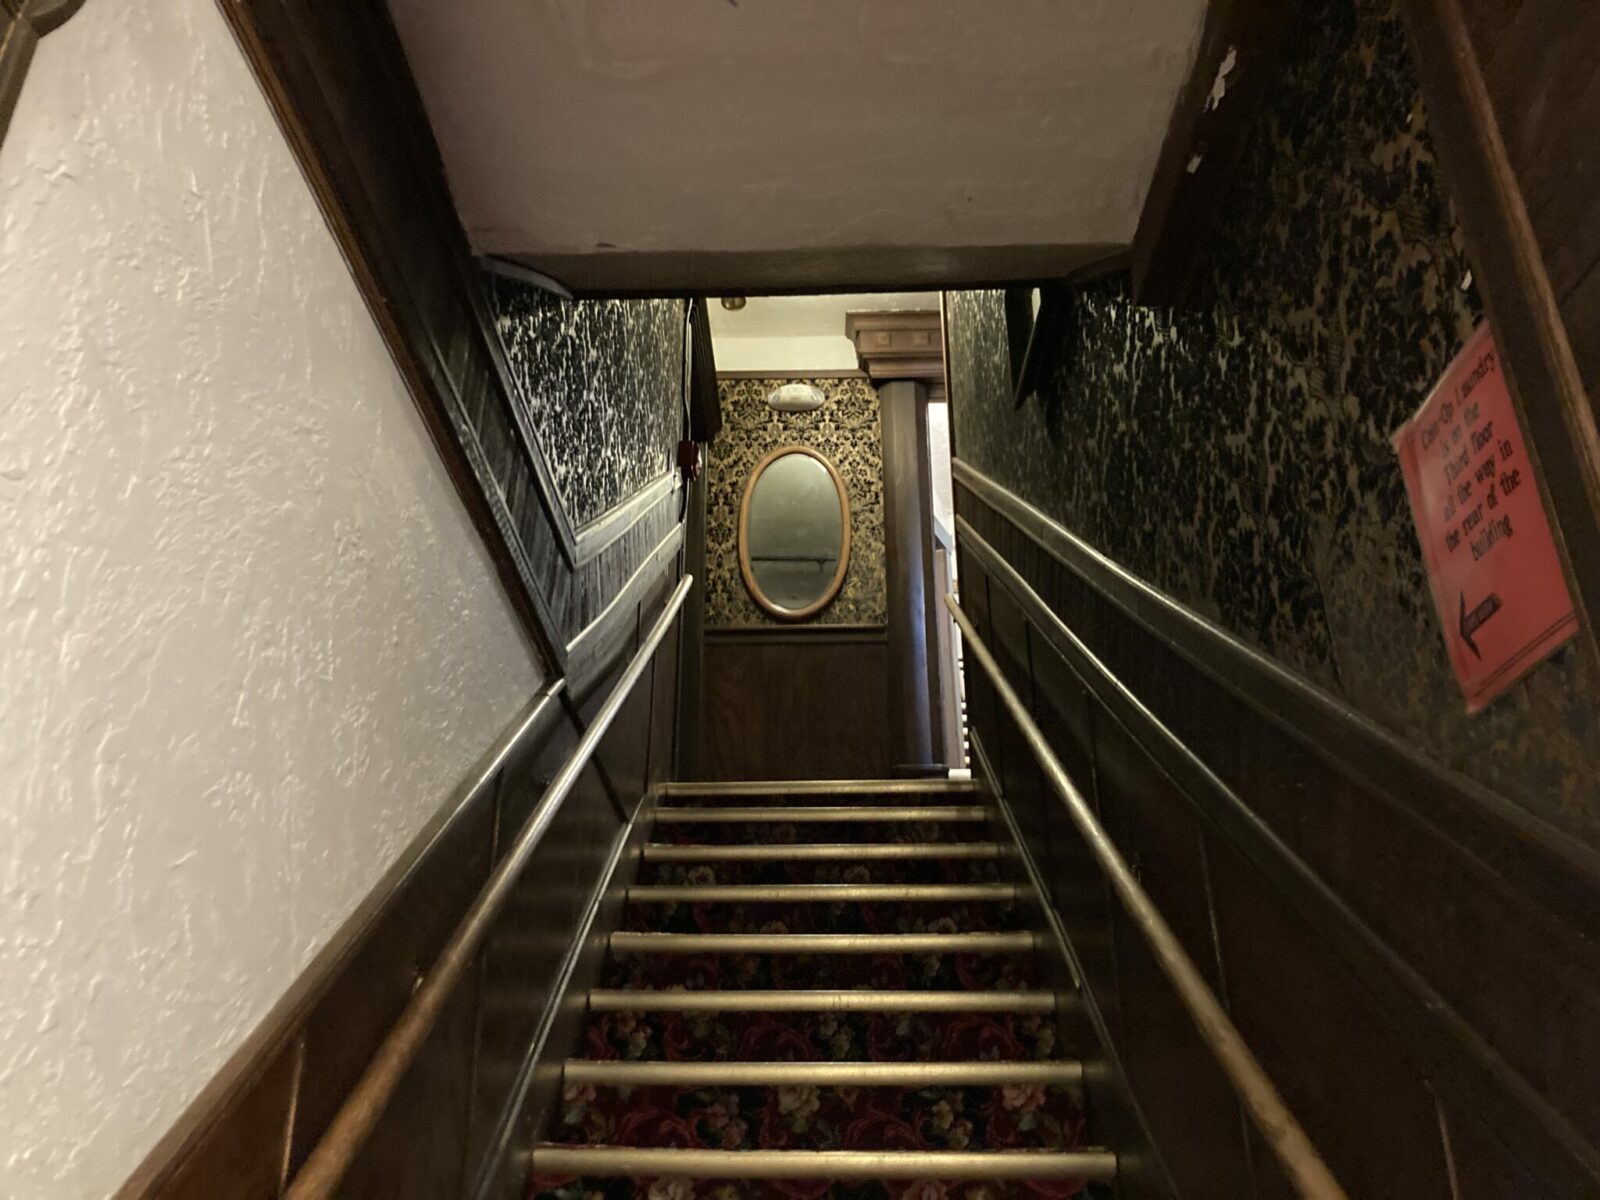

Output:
xmin=529 ymin=780 xmax=1116 ymax=1199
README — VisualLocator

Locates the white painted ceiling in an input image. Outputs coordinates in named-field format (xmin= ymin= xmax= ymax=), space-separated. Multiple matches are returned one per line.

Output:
xmin=388 ymin=0 xmax=1205 ymax=293
xmin=709 ymin=292 xmax=937 ymax=373
xmin=709 ymin=293 xmax=935 ymax=340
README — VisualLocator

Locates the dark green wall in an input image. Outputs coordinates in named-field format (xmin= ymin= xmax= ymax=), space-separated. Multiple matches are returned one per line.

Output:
xmin=948 ymin=0 xmax=1600 ymax=849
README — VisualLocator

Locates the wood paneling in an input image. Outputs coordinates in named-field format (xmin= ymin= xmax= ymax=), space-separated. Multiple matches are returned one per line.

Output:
xmin=123 ymin=544 xmax=688 ymax=1198
xmin=698 ymin=628 xmax=891 ymax=780
xmin=880 ymin=380 xmax=944 ymax=772
xmin=156 ymin=1038 xmax=300 ymax=1200
xmin=1401 ymin=0 xmax=1600 ymax=669
xmin=845 ymin=310 xmax=944 ymax=384
xmin=955 ymin=462 xmax=1600 ymax=1198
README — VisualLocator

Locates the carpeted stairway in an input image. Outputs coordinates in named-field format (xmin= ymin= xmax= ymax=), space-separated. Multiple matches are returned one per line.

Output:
xmin=528 ymin=781 xmax=1114 ymax=1200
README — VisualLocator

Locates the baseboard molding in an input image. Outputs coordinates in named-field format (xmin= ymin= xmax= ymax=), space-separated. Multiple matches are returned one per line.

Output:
xmin=117 ymin=683 xmax=566 ymax=1198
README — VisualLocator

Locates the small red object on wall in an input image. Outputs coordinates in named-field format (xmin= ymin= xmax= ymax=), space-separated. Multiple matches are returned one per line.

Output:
xmin=1392 ymin=323 xmax=1577 ymax=712
xmin=677 ymin=439 xmax=702 ymax=482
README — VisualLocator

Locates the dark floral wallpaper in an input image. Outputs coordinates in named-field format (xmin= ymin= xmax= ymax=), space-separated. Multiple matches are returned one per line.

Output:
xmin=706 ymin=377 xmax=887 ymax=628
xmin=490 ymin=276 xmax=683 ymax=527
xmin=948 ymin=0 xmax=1600 ymax=848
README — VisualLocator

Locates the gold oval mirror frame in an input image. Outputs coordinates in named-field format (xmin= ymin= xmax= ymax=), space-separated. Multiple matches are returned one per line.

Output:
xmin=738 ymin=445 xmax=852 ymax=621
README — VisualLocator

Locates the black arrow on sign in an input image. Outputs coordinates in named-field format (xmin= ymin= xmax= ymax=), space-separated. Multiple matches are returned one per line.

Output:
xmin=1459 ymin=590 xmax=1503 ymax=659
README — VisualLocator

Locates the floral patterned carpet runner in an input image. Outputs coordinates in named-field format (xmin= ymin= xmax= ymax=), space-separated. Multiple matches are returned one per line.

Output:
xmin=529 ymin=794 xmax=1102 ymax=1200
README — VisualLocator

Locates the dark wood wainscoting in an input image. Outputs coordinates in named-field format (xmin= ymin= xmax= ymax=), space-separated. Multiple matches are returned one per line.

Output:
xmin=122 ymin=549 xmax=686 ymax=1200
xmin=953 ymin=459 xmax=1600 ymax=1200
xmin=698 ymin=626 xmax=891 ymax=781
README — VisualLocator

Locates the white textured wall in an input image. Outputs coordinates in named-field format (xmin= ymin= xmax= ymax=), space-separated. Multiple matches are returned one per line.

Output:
xmin=0 ymin=3 xmax=543 ymax=1196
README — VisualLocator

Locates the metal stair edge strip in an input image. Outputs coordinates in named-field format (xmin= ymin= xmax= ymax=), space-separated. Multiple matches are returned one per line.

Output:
xmin=652 ymin=805 xmax=992 ymax=823
xmin=641 ymin=841 xmax=1010 ymax=861
xmin=561 ymin=1059 xmax=1085 ymax=1086
xmin=529 ymin=1146 xmax=1119 ymax=1181
xmin=585 ymin=988 xmax=1061 ymax=1012
xmin=625 ymin=882 xmax=1023 ymax=902
xmin=660 ymin=780 xmax=981 ymax=797
xmin=608 ymin=930 xmax=1041 ymax=954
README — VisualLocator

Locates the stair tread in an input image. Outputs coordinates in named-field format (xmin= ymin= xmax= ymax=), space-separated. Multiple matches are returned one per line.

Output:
xmin=531 ymin=1145 xmax=1115 ymax=1181
xmin=588 ymin=988 xmax=1057 ymax=1010
xmin=642 ymin=841 xmax=1008 ymax=859
xmin=528 ymin=779 xmax=1107 ymax=1199
xmin=654 ymin=806 xmax=991 ymax=822
xmin=579 ymin=1005 xmax=1065 ymax=1064
xmin=627 ymin=883 xmax=1022 ymax=901
xmin=563 ymin=1059 xmax=1082 ymax=1084
xmin=611 ymin=931 xmax=1037 ymax=952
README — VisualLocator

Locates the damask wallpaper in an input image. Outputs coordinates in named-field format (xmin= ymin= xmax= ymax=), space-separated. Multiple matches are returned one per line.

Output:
xmin=490 ymin=275 xmax=684 ymax=528
xmin=706 ymin=377 xmax=887 ymax=628
xmin=948 ymin=0 xmax=1600 ymax=848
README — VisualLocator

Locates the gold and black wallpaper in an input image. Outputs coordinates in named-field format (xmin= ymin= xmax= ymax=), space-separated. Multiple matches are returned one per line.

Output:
xmin=706 ymin=377 xmax=887 ymax=628
xmin=947 ymin=0 xmax=1600 ymax=848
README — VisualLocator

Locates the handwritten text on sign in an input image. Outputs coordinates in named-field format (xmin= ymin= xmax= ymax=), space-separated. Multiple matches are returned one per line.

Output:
xmin=1393 ymin=324 xmax=1576 ymax=712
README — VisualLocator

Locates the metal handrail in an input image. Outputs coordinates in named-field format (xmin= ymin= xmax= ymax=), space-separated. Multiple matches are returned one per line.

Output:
xmin=284 ymin=575 xmax=693 ymax=1200
xmin=945 ymin=593 xmax=1349 ymax=1200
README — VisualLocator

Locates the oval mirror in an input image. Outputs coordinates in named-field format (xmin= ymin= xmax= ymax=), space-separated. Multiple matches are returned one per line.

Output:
xmin=738 ymin=446 xmax=851 ymax=619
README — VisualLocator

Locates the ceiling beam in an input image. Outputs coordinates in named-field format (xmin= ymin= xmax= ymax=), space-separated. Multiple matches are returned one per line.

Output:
xmin=509 ymin=243 xmax=1129 ymax=300
xmin=1130 ymin=0 xmax=1296 ymax=306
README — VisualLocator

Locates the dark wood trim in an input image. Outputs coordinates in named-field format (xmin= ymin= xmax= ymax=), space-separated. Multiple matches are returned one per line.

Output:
xmin=705 ymin=624 xmax=887 ymax=644
xmin=717 ymin=369 xmax=871 ymax=382
xmin=218 ymin=0 xmax=694 ymax=655
xmin=845 ymin=310 xmax=945 ymax=384
xmin=115 ymin=686 xmax=567 ymax=1199
xmin=1400 ymin=0 xmax=1600 ymax=673
xmin=961 ymin=509 xmax=1600 ymax=1194
xmin=466 ymin=803 xmax=654 ymax=1200
xmin=475 ymin=285 xmax=581 ymax=567
xmin=213 ymin=0 xmax=589 ymax=671
xmin=565 ymin=522 xmax=685 ymax=695
xmin=953 ymin=458 xmax=1600 ymax=935
xmin=882 ymin=379 xmax=944 ymax=771
xmin=971 ymin=733 xmax=1187 ymax=1200
xmin=686 ymin=298 xmax=722 ymax=443
xmin=676 ymin=473 xmax=709 ymax=780
xmin=502 ymin=243 xmax=1130 ymax=298
xmin=1131 ymin=0 xmax=1296 ymax=305
xmin=0 ymin=0 xmax=86 ymax=150
xmin=571 ymin=473 xmax=677 ymax=567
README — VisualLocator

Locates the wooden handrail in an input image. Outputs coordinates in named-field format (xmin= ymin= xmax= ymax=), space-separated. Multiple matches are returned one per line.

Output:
xmin=283 ymin=575 xmax=693 ymax=1200
xmin=946 ymin=593 xmax=1349 ymax=1200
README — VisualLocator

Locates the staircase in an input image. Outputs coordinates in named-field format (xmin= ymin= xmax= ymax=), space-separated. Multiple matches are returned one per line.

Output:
xmin=528 ymin=779 xmax=1116 ymax=1199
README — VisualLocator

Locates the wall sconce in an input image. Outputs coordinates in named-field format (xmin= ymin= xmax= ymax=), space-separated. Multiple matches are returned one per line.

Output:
xmin=766 ymin=383 xmax=825 ymax=413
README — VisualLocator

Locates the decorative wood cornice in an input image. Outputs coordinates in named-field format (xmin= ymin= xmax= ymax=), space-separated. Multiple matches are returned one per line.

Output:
xmin=0 ymin=0 xmax=87 ymax=150
xmin=845 ymin=310 xmax=944 ymax=386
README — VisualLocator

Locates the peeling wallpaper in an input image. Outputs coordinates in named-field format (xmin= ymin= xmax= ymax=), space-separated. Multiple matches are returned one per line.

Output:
xmin=948 ymin=0 xmax=1600 ymax=849
xmin=706 ymin=378 xmax=887 ymax=628
xmin=490 ymin=276 xmax=683 ymax=528
xmin=0 ymin=3 xmax=541 ymax=1196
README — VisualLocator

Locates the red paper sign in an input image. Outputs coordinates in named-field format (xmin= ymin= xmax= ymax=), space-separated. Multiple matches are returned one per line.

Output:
xmin=1393 ymin=324 xmax=1577 ymax=712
